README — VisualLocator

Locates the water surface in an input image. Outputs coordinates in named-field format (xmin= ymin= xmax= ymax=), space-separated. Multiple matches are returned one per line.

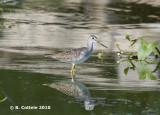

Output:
xmin=0 ymin=0 xmax=160 ymax=114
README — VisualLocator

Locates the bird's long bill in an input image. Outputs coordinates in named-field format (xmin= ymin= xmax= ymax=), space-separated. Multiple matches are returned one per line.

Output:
xmin=97 ymin=41 xmax=108 ymax=48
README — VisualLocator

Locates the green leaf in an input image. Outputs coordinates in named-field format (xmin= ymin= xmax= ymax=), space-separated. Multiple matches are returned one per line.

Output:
xmin=131 ymin=36 xmax=151 ymax=46
xmin=134 ymin=36 xmax=151 ymax=41
xmin=124 ymin=67 xmax=129 ymax=76
xmin=137 ymin=40 xmax=159 ymax=61
xmin=126 ymin=35 xmax=130 ymax=41
xmin=116 ymin=43 xmax=119 ymax=47
xmin=137 ymin=62 xmax=156 ymax=80
xmin=97 ymin=50 xmax=103 ymax=59
xmin=137 ymin=62 xmax=146 ymax=79
xmin=97 ymin=53 xmax=101 ymax=59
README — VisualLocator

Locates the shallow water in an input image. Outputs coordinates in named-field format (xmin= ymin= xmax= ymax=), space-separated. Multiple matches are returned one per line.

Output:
xmin=0 ymin=0 xmax=160 ymax=115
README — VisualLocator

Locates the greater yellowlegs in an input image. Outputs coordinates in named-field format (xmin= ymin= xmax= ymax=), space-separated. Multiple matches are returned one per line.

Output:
xmin=45 ymin=35 xmax=108 ymax=81
xmin=43 ymin=80 xmax=94 ymax=110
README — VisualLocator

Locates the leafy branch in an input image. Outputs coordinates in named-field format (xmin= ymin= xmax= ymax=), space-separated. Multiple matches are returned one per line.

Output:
xmin=116 ymin=35 xmax=160 ymax=61
xmin=116 ymin=35 xmax=159 ymax=80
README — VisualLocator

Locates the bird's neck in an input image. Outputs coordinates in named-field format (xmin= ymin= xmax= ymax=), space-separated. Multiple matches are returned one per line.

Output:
xmin=87 ymin=39 xmax=93 ymax=51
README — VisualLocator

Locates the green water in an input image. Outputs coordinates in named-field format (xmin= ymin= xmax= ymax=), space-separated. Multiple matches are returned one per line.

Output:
xmin=0 ymin=0 xmax=160 ymax=115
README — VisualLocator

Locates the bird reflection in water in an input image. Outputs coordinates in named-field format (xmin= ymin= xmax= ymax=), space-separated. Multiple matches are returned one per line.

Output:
xmin=43 ymin=78 xmax=94 ymax=111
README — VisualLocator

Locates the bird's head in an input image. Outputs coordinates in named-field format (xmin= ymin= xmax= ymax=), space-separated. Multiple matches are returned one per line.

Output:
xmin=89 ymin=34 xmax=108 ymax=48
xmin=84 ymin=100 xmax=95 ymax=111
xmin=89 ymin=34 xmax=98 ymax=43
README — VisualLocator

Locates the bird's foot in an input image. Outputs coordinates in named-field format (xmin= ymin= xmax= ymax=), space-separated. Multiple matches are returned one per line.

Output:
xmin=71 ymin=78 xmax=74 ymax=82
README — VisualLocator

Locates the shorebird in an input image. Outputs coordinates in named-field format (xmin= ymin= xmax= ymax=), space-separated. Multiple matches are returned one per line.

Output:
xmin=43 ymin=80 xmax=95 ymax=110
xmin=45 ymin=35 xmax=108 ymax=81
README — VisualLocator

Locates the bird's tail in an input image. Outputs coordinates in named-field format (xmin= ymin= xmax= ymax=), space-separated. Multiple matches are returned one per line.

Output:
xmin=44 ymin=54 xmax=54 ymax=58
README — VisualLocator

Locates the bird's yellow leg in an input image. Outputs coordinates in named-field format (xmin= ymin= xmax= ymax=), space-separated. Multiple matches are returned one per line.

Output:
xmin=71 ymin=73 xmax=74 ymax=82
xmin=71 ymin=66 xmax=74 ymax=82
xmin=71 ymin=66 xmax=73 ymax=76
xmin=73 ymin=66 xmax=75 ymax=75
